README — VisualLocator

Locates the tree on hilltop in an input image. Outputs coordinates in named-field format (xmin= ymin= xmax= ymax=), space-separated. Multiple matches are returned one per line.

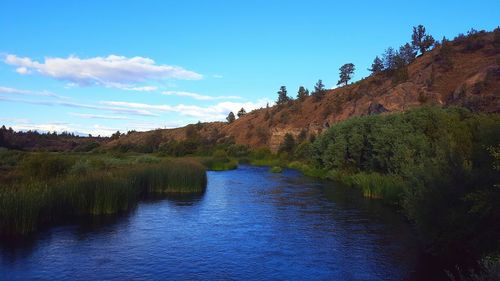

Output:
xmin=337 ymin=63 xmax=355 ymax=86
xmin=237 ymin=108 xmax=246 ymax=118
xmin=369 ymin=56 xmax=384 ymax=74
xmin=226 ymin=111 xmax=235 ymax=123
xmin=276 ymin=86 xmax=290 ymax=105
xmin=411 ymin=25 xmax=435 ymax=55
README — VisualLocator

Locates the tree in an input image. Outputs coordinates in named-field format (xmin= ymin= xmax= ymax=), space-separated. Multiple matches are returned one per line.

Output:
xmin=110 ymin=131 xmax=121 ymax=140
xmin=368 ymin=56 xmax=384 ymax=74
xmin=296 ymin=86 xmax=309 ymax=101
xmin=383 ymin=47 xmax=397 ymax=70
xmin=279 ymin=133 xmax=296 ymax=153
xmin=226 ymin=111 xmax=236 ymax=123
xmin=399 ymin=43 xmax=416 ymax=65
xmin=312 ymin=79 xmax=326 ymax=100
xmin=411 ymin=25 xmax=435 ymax=55
xmin=437 ymin=36 xmax=454 ymax=70
xmin=276 ymin=86 xmax=290 ymax=105
xmin=237 ymin=108 xmax=247 ymax=118
xmin=493 ymin=27 xmax=500 ymax=53
xmin=337 ymin=63 xmax=355 ymax=86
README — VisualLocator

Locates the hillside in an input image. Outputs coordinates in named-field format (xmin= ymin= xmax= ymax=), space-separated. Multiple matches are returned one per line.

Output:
xmin=107 ymin=29 xmax=500 ymax=152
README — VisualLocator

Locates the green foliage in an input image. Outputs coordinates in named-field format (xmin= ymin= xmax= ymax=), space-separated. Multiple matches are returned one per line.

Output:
xmin=412 ymin=25 xmax=435 ymax=55
xmin=312 ymin=79 xmax=326 ymax=100
xmin=237 ymin=107 xmax=247 ymax=118
xmin=0 ymin=158 xmax=207 ymax=236
xmin=226 ymin=111 xmax=236 ymax=123
xmin=311 ymin=107 xmax=500 ymax=257
xmin=337 ymin=63 xmax=355 ymax=86
xmin=437 ymin=37 xmax=454 ymax=70
xmin=297 ymin=86 xmax=309 ymax=101
xmin=369 ymin=56 xmax=384 ymax=74
xmin=269 ymin=166 xmax=283 ymax=173
xmin=21 ymin=153 xmax=74 ymax=180
xmin=399 ymin=43 xmax=416 ymax=64
xmin=276 ymin=86 xmax=290 ymax=105
xmin=279 ymin=133 xmax=296 ymax=153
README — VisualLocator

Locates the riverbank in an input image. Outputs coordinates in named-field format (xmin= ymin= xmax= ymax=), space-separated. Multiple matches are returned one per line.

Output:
xmin=0 ymin=152 xmax=207 ymax=236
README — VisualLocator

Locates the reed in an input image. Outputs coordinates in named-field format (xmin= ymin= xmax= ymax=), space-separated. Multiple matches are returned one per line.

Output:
xmin=0 ymin=158 xmax=207 ymax=236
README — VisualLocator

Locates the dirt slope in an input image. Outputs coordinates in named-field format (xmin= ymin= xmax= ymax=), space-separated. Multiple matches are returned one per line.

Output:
xmin=107 ymin=30 xmax=500 ymax=152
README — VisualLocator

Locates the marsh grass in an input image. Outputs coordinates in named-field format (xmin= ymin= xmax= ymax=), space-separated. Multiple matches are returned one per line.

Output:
xmin=198 ymin=156 xmax=238 ymax=171
xmin=0 ymin=156 xmax=206 ymax=236
xmin=269 ymin=166 xmax=283 ymax=173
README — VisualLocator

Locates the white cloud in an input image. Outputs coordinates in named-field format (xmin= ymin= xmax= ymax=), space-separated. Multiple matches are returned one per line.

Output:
xmin=0 ymin=95 xmax=158 ymax=116
xmin=4 ymin=54 xmax=203 ymax=87
xmin=100 ymin=98 xmax=273 ymax=121
xmin=212 ymin=74 xmax=223 ymax=79
xmin=161 ymin=91 xmax=241 ymax=101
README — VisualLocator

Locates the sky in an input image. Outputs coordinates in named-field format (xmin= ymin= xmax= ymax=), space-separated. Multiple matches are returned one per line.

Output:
xmin=0 ymin=0 xmax=499 ymax=136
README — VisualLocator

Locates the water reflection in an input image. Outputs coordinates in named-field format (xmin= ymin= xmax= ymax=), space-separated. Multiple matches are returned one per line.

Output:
xmin=1 ymin=165 xmax=435 ymax=280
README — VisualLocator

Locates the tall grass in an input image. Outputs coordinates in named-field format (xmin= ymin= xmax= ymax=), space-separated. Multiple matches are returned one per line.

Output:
xmin=0 ymin=158 xmax=206 ymax=236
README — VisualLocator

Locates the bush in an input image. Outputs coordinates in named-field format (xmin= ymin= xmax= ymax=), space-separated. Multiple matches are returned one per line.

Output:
xmin=311 ymin=107 xmax=500 ymax=258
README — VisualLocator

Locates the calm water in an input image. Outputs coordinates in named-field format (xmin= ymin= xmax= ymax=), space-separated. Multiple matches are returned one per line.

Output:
xmin=0 ymin=165 xmax=427 ymax=280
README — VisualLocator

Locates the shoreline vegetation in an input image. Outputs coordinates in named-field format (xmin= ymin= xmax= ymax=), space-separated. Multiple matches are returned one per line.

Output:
xmin=1 ymin=106 xmax=499 ymax=277
xmin=0 ymin=154 xmax=207 ymax=236
xmin=247 ymin=106 xmax=500 ymax=275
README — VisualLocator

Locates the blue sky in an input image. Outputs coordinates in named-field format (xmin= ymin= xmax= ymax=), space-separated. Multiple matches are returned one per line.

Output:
xmin=1 ymin=0 xmax=498 ymax=136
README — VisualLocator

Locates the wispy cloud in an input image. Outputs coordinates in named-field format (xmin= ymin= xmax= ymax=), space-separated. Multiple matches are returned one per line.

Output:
xmin=0 ymin=86 xmax=66 ymax=99
xmin=100 ymin=99 xmax=272 ymax=121
xmin=4 ymin=54 xmax=203 ymax=88
xmin=161 ymin=91 xmax=241 ymax=101
xmin=0 ymin=96 xmax=158 ymax=117
xmin=69 ymin=113 xmax=130 ymax=120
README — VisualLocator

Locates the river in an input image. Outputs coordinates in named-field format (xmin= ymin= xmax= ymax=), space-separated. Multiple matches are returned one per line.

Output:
xmin=0 ymin=165 xmax=435 ymax=280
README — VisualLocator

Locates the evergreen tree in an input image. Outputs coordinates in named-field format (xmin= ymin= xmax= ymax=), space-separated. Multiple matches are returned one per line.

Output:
xmin=226 ymin=111 xmax=236 ymax=123
xmin=237 ymin=107 xmax=247 ymax=118
xmin=296 ymin=86 xmax=309 ymax=101
xmin=383 ymin=47 xmax=397 ymax=70
xmin=110 ymin=131 xmax=121 ymax=140
xmin=279 ymin=133 xmax=296 ymax=153
xmin=276 ymin=86 xmax=290 ymax=105
xmin=337 ymin=63 xmax=355 ymax=86
xmin=313 ymin=79 xmax=326 ymax=100
xmin=368 ymin=56 xmax=384 ymax=74
xmin=399 ymin=43 xmax=416 ymax=65
xmin=411 ymin=25 xmax=435 ymax=55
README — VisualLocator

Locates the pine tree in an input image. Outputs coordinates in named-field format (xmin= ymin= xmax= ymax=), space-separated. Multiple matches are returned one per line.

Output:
xmin=297 ymin=86 xmax=309 ymax=101
xmin=399 ymin=43 xmax=416 ymax=65
xmin=383 ymin=47 xmax=397 ymax=70
xmin=226 ymin=111 xmax=236 ymax=123
xmin=279 ymin=133 xmax=296 ymax=153
xmin=411 ymin=25 xmax=435 ymax=55
xmin=313 ymin=79 xmax=326 ymax=100
xmin=237 ymin=107 xmax=246 ymax=117
xmin=276 ymin=86 xmax=290 ymax=105
xmin=368 ymin=56 xmax=384 ymax=74
xmin=337 ymin=63 xmax=355 ymax=86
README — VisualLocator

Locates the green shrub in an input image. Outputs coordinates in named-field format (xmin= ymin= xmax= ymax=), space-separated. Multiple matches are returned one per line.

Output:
xmin=311 ymin=106 xmax=500 ymax=258
xmin=270 ymin=166 xmax=283 ymax=173
xmin=21 ymin=153 xmax=74 ymax=180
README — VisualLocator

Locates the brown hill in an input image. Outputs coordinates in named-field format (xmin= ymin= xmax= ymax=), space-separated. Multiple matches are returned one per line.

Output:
xmin=107 ymin=29 xmax=500 ymax=152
